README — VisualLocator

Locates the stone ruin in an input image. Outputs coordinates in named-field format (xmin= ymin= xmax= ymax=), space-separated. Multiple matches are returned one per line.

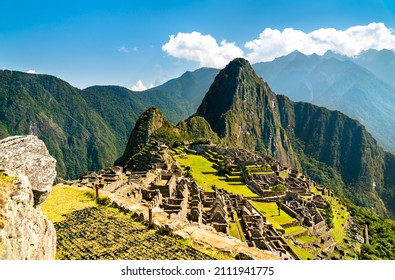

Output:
xmin=72 ymin=144 xmax=345 ymax=259
xmin=281 ymin=192 xmax=327 ymax=236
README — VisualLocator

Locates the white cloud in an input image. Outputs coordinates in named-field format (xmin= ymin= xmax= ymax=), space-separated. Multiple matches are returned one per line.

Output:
xmin=245 ymin=22 xmax=395 ymax=63
xmin=161 ymin=23 xmax=395 ymax=66
xmin=162 ymin=32 xmax=244 ymax=68
xmin=131 ymin=80 xmax=154 ymax=91
xmin=118 ymin=46 xmax=130 ymax=53
xmin=27 ymin=69 xmax=36 ymax=74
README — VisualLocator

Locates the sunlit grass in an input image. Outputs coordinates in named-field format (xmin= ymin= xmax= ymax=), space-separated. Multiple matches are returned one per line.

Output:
xmin=284 ymin=226 xmax=307 ymax=236
xmin=249 ymin=201 xmax=297 ymax=226
xmin=327 ymin=196 xmax=350 ymax=245
xmin=296 ymin=234 xmax=317 ymax=243
xmin=41 ymin=185 xmax=98 ymax=222
xmin=287 ymin=241 xmax=315 ymax=260
xmin=175 ymin=155 xmax=258 ymax=197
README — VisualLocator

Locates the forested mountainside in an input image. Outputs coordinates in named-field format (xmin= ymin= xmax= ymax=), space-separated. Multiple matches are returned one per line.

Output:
xmin=0 ymin=68 xmax=216 ymax=178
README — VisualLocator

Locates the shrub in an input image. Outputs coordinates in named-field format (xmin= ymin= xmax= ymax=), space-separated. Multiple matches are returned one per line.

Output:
xmin=272 ymin=183 xmax=287 ymax=193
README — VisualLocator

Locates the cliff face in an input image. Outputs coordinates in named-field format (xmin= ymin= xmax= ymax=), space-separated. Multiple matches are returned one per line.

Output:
xmin=196 ymin=58 xmax=298 ymax=168
xmin=0 ymin=135 xmax=56 ymax=260
xmin=117 ymin=106 xmax=173 ymax=166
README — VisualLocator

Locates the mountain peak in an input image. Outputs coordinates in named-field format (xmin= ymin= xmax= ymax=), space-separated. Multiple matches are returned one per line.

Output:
xmin=222 ymin=57 xmax=256 ymax=78
xmin=196 ymin=58 xmax=297 ymax=167
xmin=195 ymin=58 xmax=265 ymax=138
xmin=117 ymin=106 xmax=171 ymax=166
xmin=227 ymin=57 xmax=251 ymax=67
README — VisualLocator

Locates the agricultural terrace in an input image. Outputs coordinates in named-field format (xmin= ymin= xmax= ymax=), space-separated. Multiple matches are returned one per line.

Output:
xmin=41 ymin=185 xmax=214 ymax=260
xmin=249 ymin=201 xmax=296 ymax=230
xmin=245 ymin=163 xmax=275 ymax=176
xmin=229 ymin=210 xmax=246 ymax=242
xmin=311 ymin=187 xmax=349 ymax=242
xmin=174 ymin=154 xmax=258 ymax=197
xmin=311 ymin=186 xmax=357 ymax=259
xmin=249 ymin=200 xmax=317 ymax=260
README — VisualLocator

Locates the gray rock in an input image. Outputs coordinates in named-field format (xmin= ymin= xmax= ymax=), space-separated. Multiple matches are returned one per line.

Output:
xmin=0 ymin=135 xmax=57 ymax=207
xmin=0 ymin=135 xmax=57 ymax=260
xmin=0 ymin=170 xmax=56 ymax=260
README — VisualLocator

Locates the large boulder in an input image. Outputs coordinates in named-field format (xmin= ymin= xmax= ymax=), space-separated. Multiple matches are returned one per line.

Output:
xmin=0 ymin=135 xmax=57 ymax=259
xmin=0 ymin=135 xmax=57 ymax=207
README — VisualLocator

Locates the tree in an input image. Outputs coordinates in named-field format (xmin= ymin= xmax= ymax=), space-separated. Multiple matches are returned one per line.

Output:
xmin=184 ymin=166 xmax=193 ymax=178
xmin=217 ymin=158 xmax=232 ymax=175
xmin=272 ymin=183 xmax=287 ymax=193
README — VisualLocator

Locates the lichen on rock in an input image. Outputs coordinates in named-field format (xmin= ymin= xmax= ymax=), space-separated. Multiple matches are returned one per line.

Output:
xmin=0 ymin=135 xmax=57 ymax=260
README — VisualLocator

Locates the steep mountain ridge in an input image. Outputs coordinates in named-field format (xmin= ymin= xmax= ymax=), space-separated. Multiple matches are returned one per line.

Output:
xmin=196 ymin=58 xmax=298 ymax=168
xmin=117 ymin=106 xmax=174 ymax=166
xmin=253 ymin=51 xmax=395 ymax=154
xmin=0 ymin=70 xmax=119 ymax=179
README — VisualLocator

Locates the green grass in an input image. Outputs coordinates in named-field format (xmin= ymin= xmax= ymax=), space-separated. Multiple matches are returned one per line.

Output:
xmin=327 ymin=196 xmax=350 ymax=245
xmin=296 ymin=234 xmax=317 ymax=244
xmin=41 ymin=185 xmax=218 ymax=260
xmin=312 ymin=186 xmax=350 ymax=246
xmin=249 ymin=201 xmax=297 ymax=229
xmin=233 ymin=210 xmax=246 ymax=242
xmin=287 ymin=242 xmax=315 ymax=260
xmin=251 ymin=171 xmax=275 ymax=175
xmin=229 ymin=222 xmax=240 ymax=239
xmin=175 ymin=155 xmax=258 ymax=197
xmin=279 ymin=173 xmax=289 ymax=178
xmin=284 ymin=226 xmax=307 ymax=236
xmin=41 ymin=185 xmax=98 ymax=222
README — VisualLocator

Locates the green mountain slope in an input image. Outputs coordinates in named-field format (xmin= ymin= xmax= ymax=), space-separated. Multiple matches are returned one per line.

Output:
xmin=0 ymin=70 xmax=118 ymax=179
xmin=277 ymin=97 xmax=388 ymax=214
xmin=117 ymin=106 xmax=174 ymax=166
xmin=117 ymin=106 xmax=218 ymax=170
xmin=0 ymin=68 xmax=217 ymax=179
xmin=196 ymin=58 xmax=298 ymax=168
xmin=253 ymin=51 xmax=395 ymax=154
xmin=142 ymin=67 xmax=218 ymax=123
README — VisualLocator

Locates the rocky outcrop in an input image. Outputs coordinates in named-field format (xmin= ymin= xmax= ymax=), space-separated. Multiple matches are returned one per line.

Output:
xmin=0 ymin=135 xmax=56 ymax=260
xmin=0 ymin=135 xmax=57 ymax=206
xmin=118 ymin=106 xmax=173 ymax=166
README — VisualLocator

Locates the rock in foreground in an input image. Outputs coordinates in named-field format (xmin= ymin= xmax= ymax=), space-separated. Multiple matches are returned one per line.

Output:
xmin=0 ymin=135 xmax=56 ymax=260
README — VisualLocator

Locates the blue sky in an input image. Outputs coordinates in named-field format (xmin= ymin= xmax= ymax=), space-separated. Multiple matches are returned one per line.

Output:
xmin=1 ymin=0 xmax=394 ymax=89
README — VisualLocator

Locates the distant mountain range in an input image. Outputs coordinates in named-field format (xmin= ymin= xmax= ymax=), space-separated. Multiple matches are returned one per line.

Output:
xmin=253 ymin=50 xmax=395 ymax=154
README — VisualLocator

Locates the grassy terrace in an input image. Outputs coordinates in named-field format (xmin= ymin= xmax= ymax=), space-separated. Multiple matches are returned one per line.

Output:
xmin=327 ymin=196 xmax=350 ymax=244
xmin=41 ymin=185 xmax=222 ymax=260
xmin=249 ymin=201 xmax=297 ymax=230
xmin=229 ymin=211 xmax=246 ymax=242
xmin=311 ymin=187 xmax=350 ymax=245
xmin=288 ymin=242 xmax=315 ymax=260
xmin=174 ymin=154 xmax=258 ymax=197
xmin=41 ymin=185 xmax=98 ymax=222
